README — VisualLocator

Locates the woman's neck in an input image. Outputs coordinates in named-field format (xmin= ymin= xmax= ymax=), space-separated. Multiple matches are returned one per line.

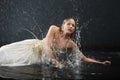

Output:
xmin=60 ymin=31 xmax=70 ymax=39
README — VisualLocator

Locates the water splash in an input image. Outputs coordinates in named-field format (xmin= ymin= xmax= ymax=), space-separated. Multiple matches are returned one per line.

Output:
xmin=19 ymin=18 xmax=93 ymax=70
xmin=75 ymin=18 xmax=92 ymax=48
xmin=21 ymin=28 xmax=38 ymax=39
xmin=57 ymin=18 xmax=93 ymax=69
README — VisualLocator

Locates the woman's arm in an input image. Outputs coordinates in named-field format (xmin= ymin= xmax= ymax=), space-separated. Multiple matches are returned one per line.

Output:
xmin=71 ymin=41 xmax=111 ymax=65
xmin=45 ymin=25 xmax=56 ymax=59
xmin=44 ymin=25 xmax=63 ymax=67
xmin=81 ymin=55 xmax=111 ymax=65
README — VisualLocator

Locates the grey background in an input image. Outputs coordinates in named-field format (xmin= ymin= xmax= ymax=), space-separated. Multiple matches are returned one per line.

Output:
xmin=0 ymin=0 xmax=119 ymax=51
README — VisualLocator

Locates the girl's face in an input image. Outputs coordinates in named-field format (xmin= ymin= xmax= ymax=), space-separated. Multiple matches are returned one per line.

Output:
xmin=62 ymin=19 xmax=75 ymax=35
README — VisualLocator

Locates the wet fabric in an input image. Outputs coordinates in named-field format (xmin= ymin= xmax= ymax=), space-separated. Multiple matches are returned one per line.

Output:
xmin=0 ymin=39 xmax=44 ymax=66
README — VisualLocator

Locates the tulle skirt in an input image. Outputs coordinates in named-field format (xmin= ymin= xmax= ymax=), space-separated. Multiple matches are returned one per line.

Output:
xmin=0 ymin=39 xmax=44 ymax=66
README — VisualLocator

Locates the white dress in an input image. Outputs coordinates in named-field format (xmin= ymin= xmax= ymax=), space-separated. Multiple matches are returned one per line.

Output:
xmin=0 ymin=38 xmax=84 ymax=67
xmin=0 ymin=39 xmax=45 ymax=66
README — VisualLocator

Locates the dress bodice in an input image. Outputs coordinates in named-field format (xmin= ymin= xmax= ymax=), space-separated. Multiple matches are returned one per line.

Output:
xmin=51 ymin=42 xmax=73 ymax=63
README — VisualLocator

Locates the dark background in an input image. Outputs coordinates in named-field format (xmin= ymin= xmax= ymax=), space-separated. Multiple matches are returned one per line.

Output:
xmin=0 ymin=0 xmax=119 ymax=51
xmin=0 ymin=1 xmax=120 ymax=80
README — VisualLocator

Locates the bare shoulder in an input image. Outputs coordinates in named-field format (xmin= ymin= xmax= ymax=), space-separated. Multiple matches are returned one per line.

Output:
xmin=68 ymin=39 xmax=77 ymax=48
xmin=69 ymin=39 xmax=75 ymax=44
xmin=49 ymin=25 xmax=59 ymax=31
xmin=46 ymin=25 xmax=60 ymax=38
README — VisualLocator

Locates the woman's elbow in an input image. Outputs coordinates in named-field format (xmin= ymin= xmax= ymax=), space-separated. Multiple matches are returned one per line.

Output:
xmin=81 ymin=56 xmax=87 ymax=61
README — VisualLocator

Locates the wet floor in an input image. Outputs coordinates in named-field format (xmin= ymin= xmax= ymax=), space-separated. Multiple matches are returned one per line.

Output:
xmin=0 ymin=51 xmax=120 ymax=80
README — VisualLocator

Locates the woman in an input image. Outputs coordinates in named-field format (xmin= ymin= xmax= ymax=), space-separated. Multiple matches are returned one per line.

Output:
xmin=0 ymin=18 xmax=111 ymax=67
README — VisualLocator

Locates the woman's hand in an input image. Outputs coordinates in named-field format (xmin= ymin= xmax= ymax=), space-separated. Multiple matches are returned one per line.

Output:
xmin=51 ymin=59 xmax=64 ymax=68
xmin=100 ymin=60 xmax=111 ymax=65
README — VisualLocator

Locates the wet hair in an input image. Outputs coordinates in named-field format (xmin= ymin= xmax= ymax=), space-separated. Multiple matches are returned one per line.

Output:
xmin=63 ymin=18 xmax=75 ymax=24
